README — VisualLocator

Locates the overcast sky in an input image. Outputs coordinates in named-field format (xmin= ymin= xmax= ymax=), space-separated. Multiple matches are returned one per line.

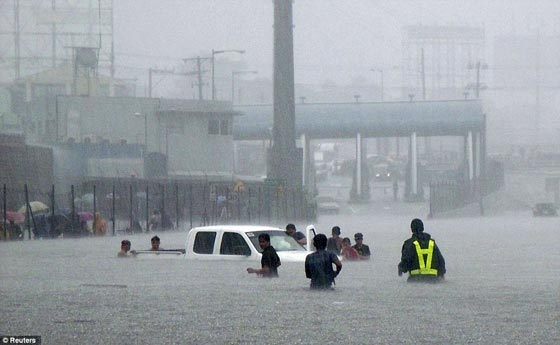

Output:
xmin=113 ymin=0 xmax=560 ymax=85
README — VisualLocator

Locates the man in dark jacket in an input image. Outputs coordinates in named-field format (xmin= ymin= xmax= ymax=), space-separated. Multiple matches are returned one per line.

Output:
xmin=398 ymin=218 xmax=445 ymax=282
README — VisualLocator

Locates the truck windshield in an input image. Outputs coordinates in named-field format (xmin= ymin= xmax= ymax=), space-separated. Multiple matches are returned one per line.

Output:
xmin=247 ymin=230 xmax=306 ymax=253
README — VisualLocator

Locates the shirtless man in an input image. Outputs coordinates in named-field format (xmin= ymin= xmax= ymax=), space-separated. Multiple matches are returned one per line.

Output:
xmin=117 ymin=240 xmax=132 ymax=257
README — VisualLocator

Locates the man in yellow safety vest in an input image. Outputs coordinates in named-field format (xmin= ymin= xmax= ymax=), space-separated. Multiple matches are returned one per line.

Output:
xmin=398 ymin=218 xmax=446 ymax=282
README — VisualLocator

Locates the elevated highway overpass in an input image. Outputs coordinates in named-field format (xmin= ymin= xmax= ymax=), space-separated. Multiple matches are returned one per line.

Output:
xmin=233 ymin=100 xmax=486 ymax=201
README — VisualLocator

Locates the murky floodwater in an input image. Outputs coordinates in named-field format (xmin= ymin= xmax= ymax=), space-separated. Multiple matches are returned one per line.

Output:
xmin=1 ymin=202 xmax=559 ymax=344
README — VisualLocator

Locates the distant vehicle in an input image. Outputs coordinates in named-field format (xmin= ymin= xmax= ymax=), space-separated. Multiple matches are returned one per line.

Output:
xmin=316 ymin=196 xmax=340 ymax=214
xmin=532 ymin=203 xmax=558 ymax=217
xmin=372 ymin=163 xmax=392 ymax=181
xmin=316 ymin=166 xmax=329 ymax=182
xmin=333 ymin=159 xmax=354 ymax=177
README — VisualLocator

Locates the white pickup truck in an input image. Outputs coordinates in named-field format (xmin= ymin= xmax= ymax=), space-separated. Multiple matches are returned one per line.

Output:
xmin=133 ymin=225 xmax=315 ymax=262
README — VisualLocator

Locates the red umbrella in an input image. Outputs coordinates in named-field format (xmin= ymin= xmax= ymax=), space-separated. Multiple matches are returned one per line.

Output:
xmin=3 ymin=211 xmax=24 ymax=223
xmin=78 ymin=211 xmax=94 ymax=222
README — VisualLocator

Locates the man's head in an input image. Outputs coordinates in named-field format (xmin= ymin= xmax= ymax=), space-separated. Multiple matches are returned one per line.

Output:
xmin=342 ymin=237 xmax=351 ymax=247
xmin=332 ymin=226 xmax=341 ymax=237
xmin=313 ymin=233 xmax=328 ymax=250
xmin=151 ymin=236 xmax=160 ymax=250
xmin=285 ymin=223 xmax=296 ymax=235
xmin=121 ymin=240 xmax=131 ymax=252
xmin=411 ymin=218 xmax=424 ymax=234
xmin=354 ymin=232 xmax=364 ymax=244
xmin=258 ymin=233 xmax=271 ymax=250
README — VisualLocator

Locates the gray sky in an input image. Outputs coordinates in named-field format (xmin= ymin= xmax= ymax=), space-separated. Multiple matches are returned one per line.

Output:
xmin=114 ymin=0 xmax=560 ymax=85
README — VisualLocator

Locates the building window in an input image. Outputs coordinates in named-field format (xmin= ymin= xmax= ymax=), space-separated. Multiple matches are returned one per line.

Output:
xmin=209 ymin=118 xmax=230 ymax=135
xmin=220 ymin=119 xmax=230 ymax=135
xmin=208 ymin=119 xmax=219 ymax=135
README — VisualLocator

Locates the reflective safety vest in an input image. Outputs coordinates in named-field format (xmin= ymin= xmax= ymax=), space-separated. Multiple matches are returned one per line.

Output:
xmin=410 ymin=240 xmax=438 ymax=276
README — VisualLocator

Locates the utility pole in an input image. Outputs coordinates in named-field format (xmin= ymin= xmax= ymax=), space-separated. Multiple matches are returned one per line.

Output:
xmin=421 ymin=48 xmax=426 ymax=100
xmin=51 ymin=0 xmax=57 ymax=68
xmin=475 ymin=61 xmax=481 ymax=98
xmin=421 ymin=48 xmax=430 ymax=158
xmin=14 ymin=0 xmax=20 ymax=79
xmin=183 ymin=56 xmax=211 ymax=100
xmin=109 ymin=0 xmax=115 ymax=96
xmin=148 ymin=68 xmax=153 ymax=98
xmin=535 ymin=29 xmax=541 ymax=140
xmin=197 ymin=57 xmax=203 ymax=100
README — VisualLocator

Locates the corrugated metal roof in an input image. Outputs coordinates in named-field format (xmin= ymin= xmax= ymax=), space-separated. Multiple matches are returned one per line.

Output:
xmin=233 ymin=100 xmax=484 ymax=140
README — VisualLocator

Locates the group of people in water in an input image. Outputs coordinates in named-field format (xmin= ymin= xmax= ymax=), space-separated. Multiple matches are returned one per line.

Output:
xmin=117 ymin=217 xmax=446 ymax=289
xmin=117 ymin=235 xmax=161 ymax=257
xmin=248 ymin=219 xmax=446 ymax=289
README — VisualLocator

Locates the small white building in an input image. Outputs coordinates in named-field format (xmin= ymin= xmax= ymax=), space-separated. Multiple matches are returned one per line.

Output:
xmin=28 ymin=95 xmax=238 ymax=180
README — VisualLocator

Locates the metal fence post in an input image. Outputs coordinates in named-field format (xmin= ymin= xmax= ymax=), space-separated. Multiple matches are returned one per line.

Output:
xmin=24 ymin=184 xmax=31 ymax=239
xmin=129 ymin=184 xmax=133 ymax=233
xmin=189 ymin=184 xmax=193 ymax=230
xmin=50 ymin=184 xmax=55 ymax=237
xmin=247 ymin=187 xmax=251 ymax=223
xmin=146 ymin=185 xmax=149 ymax=232
xmin=175 ymin=184 xmax=179 ymax=230
xmin=112 ymin=184 xmax=116 ymax=236
xmin=93 ymin=185 xmax=97 ymax=235
xmin=3 ymin=184 xmax=6 ymax=239
xmin=161 ymin=184 xmax=165 ymax=225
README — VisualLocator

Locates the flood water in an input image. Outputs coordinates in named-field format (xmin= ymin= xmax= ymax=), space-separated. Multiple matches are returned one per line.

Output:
xmin=1 ymin=198 xmax=559 ymax=344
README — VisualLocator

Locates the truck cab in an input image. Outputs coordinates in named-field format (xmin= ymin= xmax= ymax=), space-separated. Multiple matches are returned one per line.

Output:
xmin=185 ymin=225 xmax=310 ymax=262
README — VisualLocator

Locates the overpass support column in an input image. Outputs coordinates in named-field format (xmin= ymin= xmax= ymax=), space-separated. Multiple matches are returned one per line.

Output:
xmin=411 ymin=132 xmax=418 ymax=196
xmin=405 ymin=132 xmax=422 ymax=201
xmin=301 ymin=133 xmax=311 ymax=189
xmin=474 ymin=131 xmax=481 ymax=179
xmin=466 ymin=131 xmax=474 ymax=186
xmin=233 ymin=141 xmax=238 ymax=174
xmin=350 ymin=132 xmax=370 ymax=202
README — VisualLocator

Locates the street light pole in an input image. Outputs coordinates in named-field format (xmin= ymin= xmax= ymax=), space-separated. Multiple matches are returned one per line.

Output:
xmin=232 ymin=70 xmax=258 ymax=105
xmin=212 ymin=49 xmax=245 ymax=100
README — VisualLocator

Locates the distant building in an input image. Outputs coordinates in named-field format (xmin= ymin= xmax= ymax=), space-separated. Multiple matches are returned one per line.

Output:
xmin=483 ymin=33 xmax=560 ymax=151
xmin=23 ymin=95 xmax=237 ymax=180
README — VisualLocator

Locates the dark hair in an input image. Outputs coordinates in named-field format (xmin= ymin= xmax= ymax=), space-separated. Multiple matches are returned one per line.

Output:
xmin=313 ymin=234 xmax=328 ymax=250
xmin=354 ymin=232 xmax=363 ymax=240
xmin=332 ymin=226 xmax=341 ymax=236
xmin=121 ymin=240 xmax=131 ymax=245
xmin=258 ymin=233 xmax=270 ymax=242
xmin=411 ymin=218 xmax=424 ymax=233
xmin=151 ymin=236 xmax=160 ymax=242
xmin=286 ymin=223 xmax=296 ymax=231
xmin=342 ymin=237 xmax=351 ymax=245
